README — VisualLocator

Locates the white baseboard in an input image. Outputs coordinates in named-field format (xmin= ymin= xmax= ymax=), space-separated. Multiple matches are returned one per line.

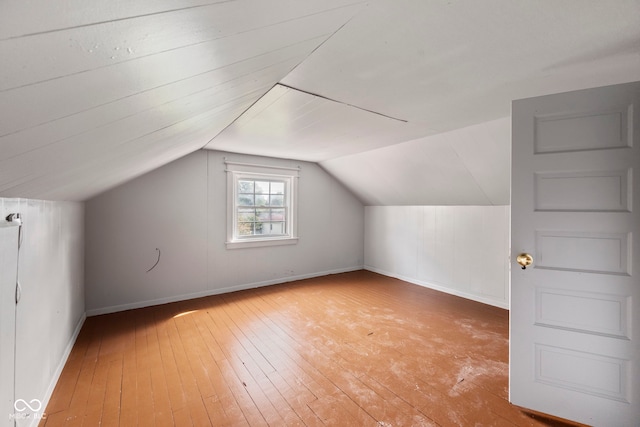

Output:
xmin=364 ymin=266 xmax=509 ymax=310
xmin=86 ymin=266 xmax=364 ymax=316
xmin=32 ymin=312 xmax=86 ymax=427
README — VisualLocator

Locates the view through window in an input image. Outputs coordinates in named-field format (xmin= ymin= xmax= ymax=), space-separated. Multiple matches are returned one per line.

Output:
xmin=237 ymin=179 xmax=287 ymax=237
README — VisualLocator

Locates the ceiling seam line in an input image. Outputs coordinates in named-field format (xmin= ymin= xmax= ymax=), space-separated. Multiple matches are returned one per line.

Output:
xmin=199 ymin=83 xmax=281 ymax=150
xmin=199 ymin=9 xmax=367 ymax=151
xmin=0 ymin=62 xmax=295 ymax=161
xmin=0 ymin=42 xmax=312 ymax=138
xmin=447 ymin=136 xmax=494 ymax=205
xmin=1 ymin=89 xmax=264 ymax=187
xmin=278 ymin=7 xmax=362 ymax=87
xmin=278 ymin=83 xmax=408 ymax=123
xmin=0 ymin=29 xmax=330 ymax=94
xmin=0 ymin=1 xmax=235 ymax=41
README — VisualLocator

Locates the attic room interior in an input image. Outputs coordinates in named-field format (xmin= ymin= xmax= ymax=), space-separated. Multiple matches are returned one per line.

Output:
xmin=1 ymin=1 xmax=639 ymax=426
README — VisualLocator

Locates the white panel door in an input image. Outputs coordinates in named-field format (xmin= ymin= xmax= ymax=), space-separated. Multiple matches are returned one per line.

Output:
xmin=0 ymin=221 xmax=19 ymax=426
xmin=511 ymin=81 xmax=640 ymax=426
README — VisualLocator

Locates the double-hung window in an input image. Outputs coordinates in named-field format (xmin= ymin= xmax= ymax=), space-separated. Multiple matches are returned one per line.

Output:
xmin=226 ymin=160 xmax=298 ymax=249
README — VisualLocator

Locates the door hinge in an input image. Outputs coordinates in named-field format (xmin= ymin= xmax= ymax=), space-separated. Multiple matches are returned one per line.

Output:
xmin=15 ymin=281 xmax=21 ymax=304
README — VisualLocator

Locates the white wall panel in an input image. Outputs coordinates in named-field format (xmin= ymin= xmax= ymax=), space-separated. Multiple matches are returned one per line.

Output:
xmin=430 ymin=206 xmax=455 ymax=286
xmin=85 ymin=150 xmax=364 ymax=315
xmin=452 ymin=207 xmax=484 ymax=294
xmin=480 ymin=206 xmax=510 ymax=300
xmin=364 ymin=205 xmax=384 ymax=272
xmin=365 ymin=205 xmax=510 ymax=308
xmin=394 ymin=206 xmax=420 ymax=278
xmin=0 ymin=198 xmax=85 ymax=424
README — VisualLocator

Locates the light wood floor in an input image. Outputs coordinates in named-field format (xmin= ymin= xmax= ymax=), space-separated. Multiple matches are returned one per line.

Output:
xmin=42 ymin=271 xmax=584 ymax=426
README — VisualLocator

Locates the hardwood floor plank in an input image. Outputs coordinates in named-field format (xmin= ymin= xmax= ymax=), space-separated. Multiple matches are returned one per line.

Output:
xmin=170 ymin=407 xmax=193 ymax=427
xmin=41 ymin=409 xmax=67 ymax=427
xmin=118 ymin=324 xmax=139 ymax=427
xmin=216 ymin=358 xmax=269 ymax=427
xmin=45 ymin=325 xmax=95 ymax=415
xmin=79 ymin=357 xmax=109 ymax=426
xmin=214 ymin=300 xmax=296 ymax=425
xmin=144 ymin=308 xmax=174 ymax=427
xmin=41 ymin=271 xmax=588 ymax=427
xmin=100 ymin=359 xmax=123 ymax=427
xmin=155 ymin=306 xmax=188 ymax=415
xmin=220 ymin=294 xmax=325 ymax=426
xmin=220 ymin=297 xmax=328 ymax=426
xmin=245 ymin=290 xmax=381 ymax=425
xmin=164 ymin=308 xmax=213 ymax=425
xmin=59 ymin=321 xmax=103 ymax=426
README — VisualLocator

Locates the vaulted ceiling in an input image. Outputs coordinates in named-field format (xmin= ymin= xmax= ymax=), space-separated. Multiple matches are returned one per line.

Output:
xmin=1 ymin=0 xmax=639 ymax=204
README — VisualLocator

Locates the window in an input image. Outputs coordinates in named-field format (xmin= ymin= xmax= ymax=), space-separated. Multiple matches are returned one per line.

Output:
xmin=237 ymin=179 xmax=286 ymax=237
xmin=226 ymin=160 xmax=298 ymax=249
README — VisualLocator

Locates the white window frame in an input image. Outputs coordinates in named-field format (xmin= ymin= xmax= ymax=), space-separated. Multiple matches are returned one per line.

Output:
xmin=225 ymin=160 xmax=299 ymax=249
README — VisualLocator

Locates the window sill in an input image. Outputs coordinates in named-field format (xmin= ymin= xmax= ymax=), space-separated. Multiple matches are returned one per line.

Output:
xmin=225 ymin=237 xmax=299 ymax=250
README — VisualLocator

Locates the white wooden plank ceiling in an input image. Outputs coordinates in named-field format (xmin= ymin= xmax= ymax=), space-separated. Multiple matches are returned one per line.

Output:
xmin=0 ymin=0 xmax=364 ymax=200
xmin=1 ymin=0 xmax=639 ymax=203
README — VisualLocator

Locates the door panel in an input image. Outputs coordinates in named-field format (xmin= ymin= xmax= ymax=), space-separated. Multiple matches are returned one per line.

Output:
xmin=0 ymin=222 xmax=19 ymax=427
xmin=510 ymin=82 xmax=640 ymax=426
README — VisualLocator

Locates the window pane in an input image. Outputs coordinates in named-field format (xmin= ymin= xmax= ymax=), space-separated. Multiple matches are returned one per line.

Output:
xmin=270 ymin=195 xmax=284 ymax=206
xmin=254 ymin=222 xmax=265 ymax=235
xmin=255 ymin=181 xmax=270 ymax=194
xmin=238 ymin=194 xmax=254 ymax=206
xmin=238 ymin=222 xmax=253 ymax=236
xmin=266 ymin=222 xmax=285 ymax=234
xmin=256 ymin=209 xmax=270 ymax=221
xmin=237 ymin=208 xmax=255 ymax=222
xmin=238 ymin=180 xmax=254 ymax=194
xmin=255 ymin=194 xmax=269 ymax=207
xmin=262 ymin=222 xmax=274 ymax=235
xmin=270 ymin=209 xmax=285 ymax=221
xmin=271 ymin=182 xmax=285 ymax=194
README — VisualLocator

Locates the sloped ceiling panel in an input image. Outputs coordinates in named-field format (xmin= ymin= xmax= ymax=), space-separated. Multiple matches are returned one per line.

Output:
xmin=282 ymin=0 xmax=640 ymax=132
xmin=205 ymin=84 xmax=436 ymax=161
xmin=1 ymin=0 xmax=639 ymax=205
xmin=0 ymin=0 xmax=364 ymax=201
xmin=203 ymin=0 xmax=639 ymax=207
xmin=320 ymin=117 xmax=511 ymax=206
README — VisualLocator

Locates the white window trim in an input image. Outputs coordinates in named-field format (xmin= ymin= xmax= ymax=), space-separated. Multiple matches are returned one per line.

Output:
xmin=225 ymin=160 xmax=299 ymax=249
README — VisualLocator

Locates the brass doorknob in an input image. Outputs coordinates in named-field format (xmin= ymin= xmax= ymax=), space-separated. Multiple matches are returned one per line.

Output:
xmin=516 ymin=253 xmax=533 ymax=270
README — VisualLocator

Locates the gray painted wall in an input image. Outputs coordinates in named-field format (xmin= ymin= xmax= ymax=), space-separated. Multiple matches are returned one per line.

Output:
xmin=85 ymin=150 xmax=365 ymax=315
xmin=0 ymin=198 xmax=85 ymax=425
